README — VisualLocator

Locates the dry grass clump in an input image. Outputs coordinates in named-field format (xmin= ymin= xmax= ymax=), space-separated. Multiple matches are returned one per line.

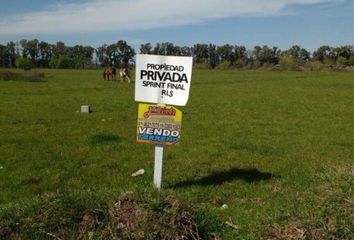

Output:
xmin=110 ymin=192 xmax=201 ymax=240
xmin=0 ymin=70 xmax=46 ymax=82
xmin=0 ymin=70 xmax=20 ymax=81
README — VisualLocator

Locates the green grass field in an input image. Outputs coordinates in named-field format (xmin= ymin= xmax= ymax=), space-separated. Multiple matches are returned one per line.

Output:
xmin=0 ymin=69 xmax=353 ymax=239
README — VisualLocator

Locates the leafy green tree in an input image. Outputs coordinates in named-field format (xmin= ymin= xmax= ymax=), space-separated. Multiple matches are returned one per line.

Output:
xmin=0 ymin=44 xmax=8 ymax=67
xmin=283 ymin=45 xmax=310 ymax=64
xmin=349 ymin=55 xmax=354 ymax=66
xmin=96 ymin=44 xmax=109 ymax=66
xmin=180 ymin=46 xmax=192 ymax=56
xmin=6 ymin=41 xmax=17 ymax=67
xmin=99 ymin=43 xmax=118 ymax=66
xmin=217 ymin=44 xmax=235 ymax=64
xmin=208 ymin=44 xmax=218 ymax=68
xmin=234 ymin=45 xmax=247 ymax=61
xmin=192 ymin=44 xmax=209 ymax=64
xmin=253 ymin=45 xmax=280 ymax=67
xmin=152 ymin=43 xmax=164 ymax=55
xmin=281 ymin=45 xmax=310 ymax=68
xmin=140 ymin=43 xmax=153 ymax=54
xmin=38 ymin=41 xmax=52 ymax=68
xmin=19 ymin=39 xmax=28 ymax=58
xmin=48 ymin=55 xmax=84 ymax=69
xmin=299 ymin=48 xmax=311 ymax=63
xmin=162 ymin=42 xmax=175 ymax=55
xmin=252 ymin=45 xmax=262 ymax=65
xmin=172 ymin=45 xmax=182 ymax=56
xmin=96 ymin=41 xmax=134 ymax=67
xmin=313 ymin=45 xmax=332 ymax=63
xmin=48 ymin=57 xmax=58 ymax=69
xmin=28 ymin=39 xmax=39 ymax=65
xmin=332 ymin=46 xmax=353 ymax=61
xmin=15 ymin=57 xmax=32 ymax=69
xmin=20 ymin=39 xmax=40 ymax=66
xmin=57 ymin=56 xmax=74 ymax=68
xmin=233 ymin=45 xmax=248 ymax=68
xmin=73 ymin=56 xmax=86 ymax=69
xmin=52 ymin=41 xmax=67 ymax=57
xmin=116 ymin=40 xmax=135 ymax=66
xmin=69 ymin=45 xmax=94 ymax=68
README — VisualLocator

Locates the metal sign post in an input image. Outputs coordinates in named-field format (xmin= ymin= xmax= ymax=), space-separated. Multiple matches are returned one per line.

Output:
xmin=153 ymin=145 xmax=164 ymax=189
xmin=153 ymin=104 xmax=165 ymax=190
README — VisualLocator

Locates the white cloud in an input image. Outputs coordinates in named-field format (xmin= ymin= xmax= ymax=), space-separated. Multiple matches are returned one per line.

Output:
xmin=0 ymin=0 xmax=340 ymax=35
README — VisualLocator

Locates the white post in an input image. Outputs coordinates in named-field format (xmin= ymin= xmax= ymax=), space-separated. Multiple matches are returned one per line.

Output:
xmin=154 ymin=144 xmax=164 ymax=189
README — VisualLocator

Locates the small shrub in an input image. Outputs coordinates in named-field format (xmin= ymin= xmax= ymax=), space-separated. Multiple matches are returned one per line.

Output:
xmin=323 ymin=57 xmax=335 ymax=65
xmin=22 ymin=72 xmax=46 ymax=82
xmin=0 ymin=71 xmax=20 ymax=81
xmin=279 ymin=55 xmax=296 ymax=70
xmin=306 ymin=61 xmax=324 ymax=71
xmin=271 ymin=64 xmax=281 ymax=71
xmin=261 ymin=62 xmax=274 ymax=70
xmin=193 ymin=63 xmax=210 ymax=69
xmin=0 ymin=71 xmax=46 ymax=82
xmin=336 ymin=56 xmax=349 ymax=66
xmin=234 ymin=59 xmax=247 ymax=69
xmin=217 ymin=60 xmax=232 ymax=70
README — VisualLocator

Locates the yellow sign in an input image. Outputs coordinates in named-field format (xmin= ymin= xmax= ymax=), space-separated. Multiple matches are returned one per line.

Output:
xmin=137 ymin=103 xmax=182 ymax=145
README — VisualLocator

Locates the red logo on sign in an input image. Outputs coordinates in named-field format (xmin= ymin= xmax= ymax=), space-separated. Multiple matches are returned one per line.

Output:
xmin=144 ymin=106 xmax=176 ymax=118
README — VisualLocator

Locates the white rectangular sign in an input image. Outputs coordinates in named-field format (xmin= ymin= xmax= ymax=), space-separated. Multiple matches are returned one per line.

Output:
xmin=135 ymin=54 xmax=193 ymax=106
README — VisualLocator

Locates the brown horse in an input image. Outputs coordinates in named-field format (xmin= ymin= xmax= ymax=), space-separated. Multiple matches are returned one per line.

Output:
xmin=103 ymin=66 xmax=116 ymax=81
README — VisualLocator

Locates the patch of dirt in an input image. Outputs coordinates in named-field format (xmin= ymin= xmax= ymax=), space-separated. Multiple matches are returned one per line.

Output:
xmin=0 ymin=225 xmax=20 ymax=240
xmin=113 ymin=192 xmax=149 ymax=239
xmin=111 ymin=192 xmax=201 ymax=240
xmin=262 ymin=222 xmax=306 ymax=240
xmin=262 ymin=216 xmax=352 ymax=240
xmin=149 ymin=195 xmax=201 ymax=240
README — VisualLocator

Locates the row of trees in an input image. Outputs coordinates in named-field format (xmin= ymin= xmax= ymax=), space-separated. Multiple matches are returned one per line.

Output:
xmin=0 ymin=39 xmax=135 ymax=69
xmin=1 ymin=39 xmax=353 ymax=70
xmin=142 ymin=43 xmax=354 ymax=69
xmin=0 ymin=40 xmax=95 ymax=69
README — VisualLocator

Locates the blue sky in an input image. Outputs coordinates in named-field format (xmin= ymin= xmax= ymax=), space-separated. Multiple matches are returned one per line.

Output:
xmin=0 ymin=0 xmax=353 ymax=51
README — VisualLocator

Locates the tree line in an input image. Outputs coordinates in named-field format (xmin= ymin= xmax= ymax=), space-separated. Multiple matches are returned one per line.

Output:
xmin=1 ymin=39 xmax=353 ymax=70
